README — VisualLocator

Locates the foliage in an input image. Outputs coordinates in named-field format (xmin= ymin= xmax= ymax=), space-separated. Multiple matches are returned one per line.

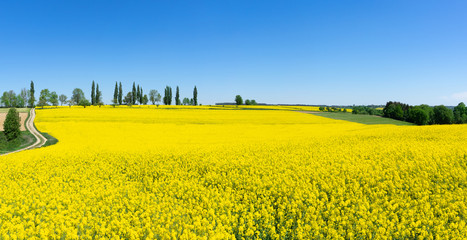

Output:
xmin=453 ymin=102 xmax=467 ymax=124
xmin=124 ymin=92 xmax=133 ymax=106
xmin=149 ymin=90 xmax=161 ymax=105
xmin=29 ymin=80 xmax=35 ymax=107
xmin=351 ymin=106 xmax=381 ymax=115
xmin=175 ymin=86 xmax=181 ymax=105
xmin=50 ymin=91 xmax=59 ymax=107
xmin=91 ymin=81 xmax=96 ymax=105
xmin=3 ymin=108 xmax=21 ymax=141
xmin=71 ymin=88 xmax=85 ymax=105
xmin=79 ymin=99 xmax=91 ymax=108
xmin=163 ymin=86 xmax=172 ymax=105
xmin=193 ymin=86 xmax=198 ymax=106
xmin=118 ymin=82 xmax=123 ymax=105
xmin=95 ymin=84 xmax=102 ymax=105
xmin=113 ymin=82 xmax=118 ymax=105
xmin=409 ymin=106 xmax=430 ymax=125
xmin=235 ymin=95 xmax=243 ymax=105
xmin=383 ymin=101 xmax=461 ymax=126
xmin=1 ymin=90 xmax=17 ymax=107
xmin=38 ymin=89 xmax=51 ymax=108
xmin=132 ymin=82 xmax=137 ymax=105
xmin=432 ymin=105 xmax=453 ymax=124
xmin=142 ymin=94 xmax=149 ymax=105
xmin=59 ymin=94 xmax=67 ymax=106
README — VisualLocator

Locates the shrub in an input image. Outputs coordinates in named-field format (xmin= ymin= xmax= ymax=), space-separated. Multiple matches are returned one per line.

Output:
xmin=3 ymin=108 xmax=21 ymax=141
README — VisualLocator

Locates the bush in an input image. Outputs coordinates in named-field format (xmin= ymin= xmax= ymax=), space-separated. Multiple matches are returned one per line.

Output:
xmin=3 ymin=108 xmax=21 ymax=141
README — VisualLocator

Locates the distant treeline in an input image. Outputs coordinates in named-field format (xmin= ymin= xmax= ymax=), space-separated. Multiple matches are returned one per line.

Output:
xmin=383 ymin=101 xmax=467 ymax=125
xmin=351 ymin=106 xmax=382 ymax=115
xmin=0 ymin=81 xmax=199 ymax=108
xmin=319 ymin=106 xmax=348 ymax=112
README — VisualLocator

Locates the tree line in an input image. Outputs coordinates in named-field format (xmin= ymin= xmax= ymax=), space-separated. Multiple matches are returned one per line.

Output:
xmin=383 ymin=101 xmax=467 ymax=125
xmin=235 ymin=95 xmax=258 ymax=105
xmin=1 ymin=81 xmax=199 ymax=108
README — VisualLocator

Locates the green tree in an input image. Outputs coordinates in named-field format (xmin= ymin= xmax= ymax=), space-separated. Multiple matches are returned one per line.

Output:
xmin=16 ymin=93 xmax=25 ymax=108
xmin=182 ymin=97 xmax=190 ymax=105
xmin=91 ymin=81 xmax=96 ymax=105
xmin=118 ymin=82 xmax=123 ymax=105
xmin=175 ymin=86 xmax=180 ymax=105
xmin=113 ymin=82 xmax=118 ymax=105
xmin=1 ymin=92 xmax=11 ymax=107
xmin=164 ymin=86 xmax=172 ymax=105
xmin=155 ymin=92 xmax=161 ymax=106
xmin=409 ymin=106 xmax=430 ymax=125
xmin=96 ymin=84 xmax=102 ymax=105
xmin=453 ymin=102 xmax=467 ymax=124
xmin=38 ymin=89 xmax=51 ymax=108
xmin=29 ymin=81 xmax=35 ymax=107
xmin=137 ymin=85 xmax=141 ymax=104
xmin=79 ymin=99 xmax=91 ymax=108
xmin=50 ymin=91 xmax=59 ymax=107
xmin=250 ymin=99 xmax=257 ymax=105
xmin=139 ymin=87 xmax=144 ymax=104
xmin=124 ymin=92 xmax=133 ymax=106
xmin=132 ymin=82 xmax=137 ymax=105
xmin=235 ymin=95 xmax=243 ymax=105
xmin=3 ymin=108 xmax=21 ymax=141
xmin=149 ymin=90 xmax=159 ymax=105
xmin=142 ymin=94 xmax=149 ymax=105
xmin=71 ymin=88 xmax=85 ymax=105
xmin=193 ymin=86 xmax=198 ymax=106
xmin=19 ymin=88 xmax=28 ymax=108
xmin=245 ymin=99 xmax=251 ymax=105
xmin=433 ymin=105 xmax=453 ymax=124
xmin=59 ymin=94 xmax=67 ymax=106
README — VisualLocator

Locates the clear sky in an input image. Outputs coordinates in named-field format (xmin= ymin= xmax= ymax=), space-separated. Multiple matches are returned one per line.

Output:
xmin=1 ymin=0 xmax=467 ymax=105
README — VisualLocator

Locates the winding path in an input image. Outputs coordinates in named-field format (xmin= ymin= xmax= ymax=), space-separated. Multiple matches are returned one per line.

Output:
xmin=1 ymin=108 xmax=47 ymax=156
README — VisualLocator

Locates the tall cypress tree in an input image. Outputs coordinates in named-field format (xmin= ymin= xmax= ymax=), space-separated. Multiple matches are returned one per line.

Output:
xmin=175 ymin=86 xmax=180 ymax=105
xmin=137 ymin=85 xmax=140 ymax=104
xmin=96 ymin=84 xmax=101 ymax=105
xmin=193 ymin=86 xmax=198 ymax=106
xmin=118 ymin=82 xmax=123 ymax=105
xmin=132 ymin=82 xmax=136 ymax=105
xmin=139 ymin=87 xmax=143 ymax=104
xmin=113 ymin=82 xmax=118 ymax=105
xmin=29 ymin=81 xmax=35 ymax=107
xmin=169 ymin=87 xmax=172 ymax=105
xmin=164 ymin=86 xmax=173 ymax=105
xmin=91 ymin=81 xmax=96 ymax=105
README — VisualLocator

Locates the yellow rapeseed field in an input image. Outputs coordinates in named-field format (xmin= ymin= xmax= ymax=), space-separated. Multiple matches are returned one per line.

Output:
xmin=1 ymin=106 xmax=466 ymax=239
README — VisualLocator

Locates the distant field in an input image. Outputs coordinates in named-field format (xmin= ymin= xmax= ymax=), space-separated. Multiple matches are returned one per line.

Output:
xmin=307 ymin=111 xmax=414 ymax=125
xmin=0 ymin=108 xmax=29 ymax=113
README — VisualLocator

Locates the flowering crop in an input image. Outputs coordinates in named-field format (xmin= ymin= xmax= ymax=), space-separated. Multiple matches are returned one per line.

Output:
xmin=0 ymin=107 xmax=466 ymax=239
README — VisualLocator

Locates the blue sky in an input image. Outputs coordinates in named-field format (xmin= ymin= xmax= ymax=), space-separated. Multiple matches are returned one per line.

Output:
xmin=1 ymin=0 xmax=467 ymax=105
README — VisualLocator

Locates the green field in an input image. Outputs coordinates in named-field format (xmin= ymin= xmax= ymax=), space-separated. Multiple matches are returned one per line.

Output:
xmin=0 ymin=108 xmax=30 ymax=113
xmin=307 ymin=112 xmax=414 ymax=126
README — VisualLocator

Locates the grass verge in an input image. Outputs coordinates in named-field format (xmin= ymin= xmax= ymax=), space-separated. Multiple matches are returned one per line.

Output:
xmin=307 ymin=112 xmax=414 ymax=126
xmin=0 ymin=131 xmax=36 ymax=154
